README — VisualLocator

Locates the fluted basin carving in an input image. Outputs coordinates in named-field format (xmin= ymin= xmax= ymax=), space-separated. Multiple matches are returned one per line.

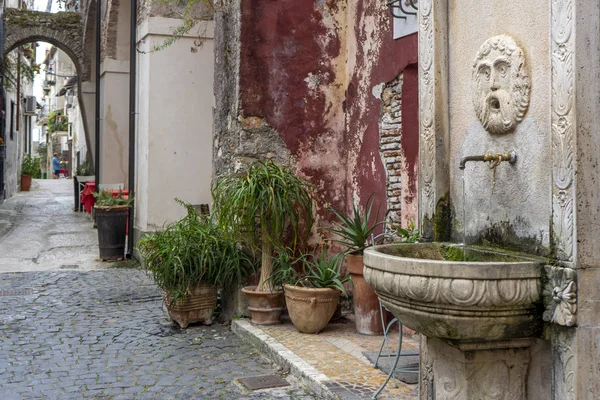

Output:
xmin=363 ymin=243 xmax=546 ymax=342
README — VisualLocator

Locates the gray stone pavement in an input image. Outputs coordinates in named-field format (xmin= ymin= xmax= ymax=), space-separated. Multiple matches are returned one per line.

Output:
xmin=0 ymin=179 xmax=105 ymax=273
xmin=0 ymin=180 xmax=318 ymax=399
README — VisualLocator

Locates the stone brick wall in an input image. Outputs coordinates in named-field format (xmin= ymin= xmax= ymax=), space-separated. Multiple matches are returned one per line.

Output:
xmin=379 ymin=73 xmax=404 ymax=233
xmin=101 ymin=0 xmax=119 ymax=61
xmin=3 ymin=9 xmax=86 ymax=80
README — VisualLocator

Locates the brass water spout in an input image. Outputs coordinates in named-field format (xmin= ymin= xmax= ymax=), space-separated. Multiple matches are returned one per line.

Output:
xmin=459 ymin=151 xmax=517 ymax=170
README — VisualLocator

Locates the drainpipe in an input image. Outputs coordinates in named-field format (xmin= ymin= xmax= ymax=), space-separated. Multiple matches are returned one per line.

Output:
xmin=127 ymin=0 xmax=137 ymax=258
xmin=94 ymin=0 xmax=101 ymax=192
xmin=0 ymin=1 xmax=4 ymax=199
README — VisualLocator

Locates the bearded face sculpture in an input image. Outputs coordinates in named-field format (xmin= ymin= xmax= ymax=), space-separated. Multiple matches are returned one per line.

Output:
xmin=472 ymin=35 xmax=530 ymax=134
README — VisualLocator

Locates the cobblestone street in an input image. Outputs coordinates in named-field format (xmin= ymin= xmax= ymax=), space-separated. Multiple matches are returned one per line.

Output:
xmin=0 ymin=181 xmax=317 ymax=399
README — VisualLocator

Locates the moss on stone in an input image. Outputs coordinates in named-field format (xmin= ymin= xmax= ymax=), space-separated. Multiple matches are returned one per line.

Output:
xmin=433 ymin=192 xmax=452 ymax=242
xmin=440 ymin=245 xmax=465 ymax=261
xmin=377 ymin=242 xmax=547 ymax=263
xmin=4 ymin=9 xmax=80 ymax=29
xmin=477 ymin=220 xmax=550 ymax=257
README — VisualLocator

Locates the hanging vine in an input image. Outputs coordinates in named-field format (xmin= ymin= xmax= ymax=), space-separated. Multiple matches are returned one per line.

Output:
xmin=136 ymin=0 xmax=223 ymax=54
xmin=3 ymin=49 xmax=40 ymax=90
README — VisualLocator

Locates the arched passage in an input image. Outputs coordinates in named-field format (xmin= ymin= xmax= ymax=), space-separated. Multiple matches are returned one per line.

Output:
xmin=3 ymin=8 xmax=94 ymax=165
xmin=3 ymin=9 xmax=87 ymax=80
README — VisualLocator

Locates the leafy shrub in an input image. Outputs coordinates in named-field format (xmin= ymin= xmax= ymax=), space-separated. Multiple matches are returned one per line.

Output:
xmin=270 ymin=245 xmax=349 ymax=293
xmin=137 ymin=199 xmax=254 ymax=302
xmin=93 ymin=189 xmax=132 ymax=207
xmin=21 ymin=154 xmax=40 ymax=177
xmin=47 ymin=111 xmax=68 ymax=133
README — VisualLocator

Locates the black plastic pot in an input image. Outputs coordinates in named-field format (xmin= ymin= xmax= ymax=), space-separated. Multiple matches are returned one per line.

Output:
xmin=95 ymin=205 xmax=129 ymax=261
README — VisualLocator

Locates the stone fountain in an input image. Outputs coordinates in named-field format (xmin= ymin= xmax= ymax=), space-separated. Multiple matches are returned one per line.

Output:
xmin=364 ymin=1 xmax=600 ymax=399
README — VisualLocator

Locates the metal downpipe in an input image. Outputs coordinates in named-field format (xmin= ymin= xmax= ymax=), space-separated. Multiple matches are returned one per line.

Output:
xmin=127 ymin=0 xmax=137 ymax=258
xmin=94 ymin=0 xmax=101 ymax=193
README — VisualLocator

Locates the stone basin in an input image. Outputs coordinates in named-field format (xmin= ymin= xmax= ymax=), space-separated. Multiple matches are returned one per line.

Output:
xmin=363 ymin=243 xmax=547 ymax=342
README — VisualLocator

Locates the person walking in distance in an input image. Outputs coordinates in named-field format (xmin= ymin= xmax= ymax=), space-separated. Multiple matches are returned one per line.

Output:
xmin=52 ymin=153 xmax=60 ymax=179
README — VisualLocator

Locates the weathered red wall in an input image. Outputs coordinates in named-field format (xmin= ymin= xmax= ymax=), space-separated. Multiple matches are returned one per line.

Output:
xmin=239 ymin=0 xmax=419 ymax=231
xmin=346 ymin=1 xmax=418 ymax=229
xmin=240 ymin=0 xmax=348 ymax=218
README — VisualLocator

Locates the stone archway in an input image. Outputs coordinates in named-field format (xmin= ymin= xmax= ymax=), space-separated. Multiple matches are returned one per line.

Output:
xmin=3 ymin=9 xmax=88 ymax=80
xmin=3 ymin=8 xmax=95 ymax=166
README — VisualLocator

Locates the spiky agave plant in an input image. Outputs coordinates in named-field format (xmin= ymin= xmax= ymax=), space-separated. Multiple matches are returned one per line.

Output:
xmin=211 ymin=160 xmax=314 ymax=292
xmin=326 ymin=194 xmax=383 ymax=255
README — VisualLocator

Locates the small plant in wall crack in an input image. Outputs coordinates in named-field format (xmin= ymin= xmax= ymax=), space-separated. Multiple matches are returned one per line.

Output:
xmin=398 ymin=219 xmax=420 ymax=243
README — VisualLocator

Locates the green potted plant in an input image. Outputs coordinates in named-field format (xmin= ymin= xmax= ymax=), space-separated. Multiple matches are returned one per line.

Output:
xmin=271 ymin=245 xmax=349 ymax=333
xmin=138 ymin=200 xmax=252 ymax=328
xmin=326 ymin=195 xmax=384 ymax=335
xmin=21 ymin=154 xmax=40 ymax=191
xmin=211 ymin=159 xmax=314 ymax=325
xmin=93 ymin=189 xmax=131 ymax=261
xmin=47 ymin=111 xmax=68 ymax=134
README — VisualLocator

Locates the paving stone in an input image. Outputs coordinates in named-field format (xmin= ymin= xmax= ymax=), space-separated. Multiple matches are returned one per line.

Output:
xmin=0 ymin=182 xmax=320 ymax=399
xmin=0 ymin=270 xmax=318 ymax=400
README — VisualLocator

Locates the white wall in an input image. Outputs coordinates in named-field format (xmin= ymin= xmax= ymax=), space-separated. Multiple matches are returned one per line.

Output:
xmin=67 ymin=94 xmax=87 ymax=172
xmin=135 ymin=18 xmax=215 ymax=232
xmin=99 ymin=59 xmax=129 ymax=186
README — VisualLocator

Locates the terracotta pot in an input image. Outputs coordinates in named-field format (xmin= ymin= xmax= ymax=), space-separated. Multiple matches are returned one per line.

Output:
xmin=21 ymin=174 xmax=32 ymax=191
xmin=242 ymin=285 xmax=285 ymax=325
xmin=284 ymin=284 xmax=340 ymax=334
xmin=165 ymin=284 xmax=217 ymax=329
xmin=347 ymin=253 xmax=383 ymax=335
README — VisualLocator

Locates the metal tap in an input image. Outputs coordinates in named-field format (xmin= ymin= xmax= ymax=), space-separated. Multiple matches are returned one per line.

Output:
xmin=459 ymin=151 xmax=517 ymax=170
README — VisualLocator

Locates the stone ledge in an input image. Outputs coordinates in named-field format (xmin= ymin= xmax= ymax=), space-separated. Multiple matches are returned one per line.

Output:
xmin=231 ymin=319 xmax=340 ymax=400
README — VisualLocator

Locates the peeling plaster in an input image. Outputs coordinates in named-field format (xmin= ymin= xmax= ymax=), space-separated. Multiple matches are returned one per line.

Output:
xmin=372 ymin=83 xmax=385 ymax=99
xmin=217 ymin=0 xmax=419 ymax=239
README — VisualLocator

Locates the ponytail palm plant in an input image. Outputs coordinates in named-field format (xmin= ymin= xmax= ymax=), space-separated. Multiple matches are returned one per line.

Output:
xmin=211 ymin=160 xmax=314 ymax=292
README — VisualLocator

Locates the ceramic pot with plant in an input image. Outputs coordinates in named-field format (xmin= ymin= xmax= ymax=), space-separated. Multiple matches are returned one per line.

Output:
xmin=137 ymin=200 xmax=253 ymax=328
xmin=211 ymin=160 xmax=314 ymax=325
xmin=272 ymin=246 xmax=349 ymax=334
xmin=327 ymin=195 xmax=384 ymax=335
xmin=93 ymin=189 xmax=131 ymax=261
xmin=21 ymin=154 xmax=40 ymax=191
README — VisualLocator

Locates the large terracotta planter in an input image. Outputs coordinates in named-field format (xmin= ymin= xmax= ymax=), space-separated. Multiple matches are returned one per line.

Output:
xmin=284 ymin=284 xmax=340 ymax=334
xmin=347 ymin=253 xmax=383 ymax=335
xmin=242 ymin=285 xmax=285 ymax=325
xmin=21 ymin=174 xmax=32 ymax=191
xmin=165 ymin=284 xmax=217 ymax=328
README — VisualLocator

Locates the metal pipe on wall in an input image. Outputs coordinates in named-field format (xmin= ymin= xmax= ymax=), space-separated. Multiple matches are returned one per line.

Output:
xmin=94 ymin=0 xmax=101 ymax=192
xmin=0 ymin=1 xmax=5 ymax=199
xmin=127 ymin=0 xmax=137 ymax=258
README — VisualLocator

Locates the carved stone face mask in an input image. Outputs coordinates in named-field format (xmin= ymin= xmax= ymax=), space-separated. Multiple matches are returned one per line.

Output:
xmin=472 ymin=35 xmax=530 ymax=134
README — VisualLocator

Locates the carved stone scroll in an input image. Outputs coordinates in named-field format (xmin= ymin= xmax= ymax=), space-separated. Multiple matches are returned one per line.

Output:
xmin=418 ymin=0 xmax=436 ymax=241
xmin=551 ymin=0 xmax=576 ymax=263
